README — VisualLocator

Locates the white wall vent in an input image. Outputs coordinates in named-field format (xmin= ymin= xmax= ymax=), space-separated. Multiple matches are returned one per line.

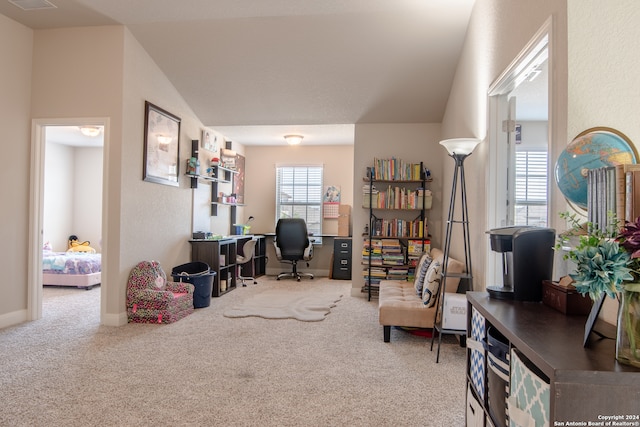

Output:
xmin=9 ymin=0 xmax=57 ymax=11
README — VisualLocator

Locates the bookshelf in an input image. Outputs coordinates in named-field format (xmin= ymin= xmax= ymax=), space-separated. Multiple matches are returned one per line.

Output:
xmin=362 ymin=158 xmax=432 ymax=300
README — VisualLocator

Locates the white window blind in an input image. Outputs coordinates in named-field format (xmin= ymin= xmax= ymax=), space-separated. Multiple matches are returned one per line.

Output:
xmin=514 ymin=151 xmax=548 ymax=226
xmin=275 ymin=166 xmax=323 ymax=237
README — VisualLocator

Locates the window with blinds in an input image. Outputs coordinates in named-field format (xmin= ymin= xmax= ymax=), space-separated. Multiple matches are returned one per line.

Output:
xmin=275 ymin=166 xmax=323 ymax=238
xmin=514 ymin=151 xmax=548 ymax=226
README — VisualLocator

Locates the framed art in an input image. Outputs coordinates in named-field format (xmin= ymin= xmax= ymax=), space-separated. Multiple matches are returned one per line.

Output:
xmin=583 ymin=293 xmax=606 ymax=347
xmin=201 ymin=128 xmax=218 ymax=152
xmin=143 ymin=101 xmax=181 ymax=186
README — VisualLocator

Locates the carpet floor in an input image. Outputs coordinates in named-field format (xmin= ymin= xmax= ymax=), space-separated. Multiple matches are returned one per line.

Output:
xmin=0 ymin=277 xmax=466 ymax=426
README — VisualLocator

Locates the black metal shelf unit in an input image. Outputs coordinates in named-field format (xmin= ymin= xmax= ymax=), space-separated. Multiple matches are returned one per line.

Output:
xmin=363 ymin=160 xmax=432 ymax=301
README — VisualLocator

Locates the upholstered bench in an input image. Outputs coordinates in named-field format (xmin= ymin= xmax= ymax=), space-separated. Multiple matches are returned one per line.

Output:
xmin=378 ymin=248 xmax=465 ymax=342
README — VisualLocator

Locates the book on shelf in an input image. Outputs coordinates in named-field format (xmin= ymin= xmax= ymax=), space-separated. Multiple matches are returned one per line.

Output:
xmin=407 ymin=239 xmax=430 ymax=257
xmin=387 ymin=267 xmax=410 ymax=279
xmin=364 ymin=186 xmax=429 ymax=210
xmin=371 ymin=157 xmax=425 ymax=181
xmin=363 ymin=268 xmax=387 ymax=278
xmin=381 ymin=255 xmax=404 ymax=266
xmin=370 ymin=218 xmax=428 ymax=238
xmin=623 ymin=165 xmax=640 ymax=222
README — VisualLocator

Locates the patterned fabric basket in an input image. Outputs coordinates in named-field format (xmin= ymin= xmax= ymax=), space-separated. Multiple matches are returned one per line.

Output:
xmin=487 ymin=327 xmax=510 ymax=427
xmin=468 ymin=306 xmax=486 ymax=400
xmin=509 ymin=348 xmax=550 ymax=427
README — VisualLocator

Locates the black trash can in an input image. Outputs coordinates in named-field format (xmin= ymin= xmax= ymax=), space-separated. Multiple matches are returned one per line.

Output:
xmin=171 ymin=262 xmax=215 ymax=308
xmin=487 ymin=326 xmax=510 ymax=427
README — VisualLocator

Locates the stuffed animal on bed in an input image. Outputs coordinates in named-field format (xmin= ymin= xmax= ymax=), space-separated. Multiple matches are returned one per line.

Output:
xmin=67 ymin=235 xmax=96 ymax=254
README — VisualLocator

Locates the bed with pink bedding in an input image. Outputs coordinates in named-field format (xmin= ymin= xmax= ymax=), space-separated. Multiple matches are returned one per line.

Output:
xmin=42 ymin=251 xmax=101 ymax=290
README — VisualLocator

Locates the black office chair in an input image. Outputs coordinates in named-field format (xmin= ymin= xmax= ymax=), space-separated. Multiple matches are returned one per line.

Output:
xmin=273 ymin=218 xmax=314 ymax=281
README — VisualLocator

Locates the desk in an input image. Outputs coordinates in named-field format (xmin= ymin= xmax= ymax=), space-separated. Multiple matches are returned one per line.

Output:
xmin=189 ymin=235 xmax=265 ymax=297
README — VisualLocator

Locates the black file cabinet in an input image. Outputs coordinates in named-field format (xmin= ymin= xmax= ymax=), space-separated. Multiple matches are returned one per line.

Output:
xmin=332 ymin=238 xmax=352 ymax=280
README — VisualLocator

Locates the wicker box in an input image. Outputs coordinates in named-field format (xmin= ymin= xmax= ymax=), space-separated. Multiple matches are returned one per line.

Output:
xmin=542 ymin=280 xmax=593 ymax=315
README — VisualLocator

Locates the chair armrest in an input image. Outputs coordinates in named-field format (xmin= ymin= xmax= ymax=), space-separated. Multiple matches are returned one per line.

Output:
xmin=303 ymin=241 xmax=313 ymax=261
xmin=273 ymin=240 xmax=282 ymax=260
xmin=166 ymin=281 xmax=194 ymax=294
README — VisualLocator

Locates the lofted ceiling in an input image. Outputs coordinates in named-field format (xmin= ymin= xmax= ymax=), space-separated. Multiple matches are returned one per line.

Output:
xmin=1 ymin=0 xmax=478 ymax=145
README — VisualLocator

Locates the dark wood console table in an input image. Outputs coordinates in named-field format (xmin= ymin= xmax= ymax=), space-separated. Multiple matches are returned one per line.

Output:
xmin=466 ymin=291 xmax=640 ymax=425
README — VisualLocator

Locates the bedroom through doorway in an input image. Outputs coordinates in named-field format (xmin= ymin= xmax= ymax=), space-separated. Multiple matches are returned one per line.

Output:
xmin=29 ymin=119 xmax=107 ymax=322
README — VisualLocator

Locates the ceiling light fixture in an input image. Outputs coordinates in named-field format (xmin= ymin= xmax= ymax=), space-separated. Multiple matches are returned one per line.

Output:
xmin=284 ymin=134 xmax=304 ymax=145
xmin=156 ymin=134 xmax=173 ymax=145
xmin=79 ymin=126 xmax=102 ymax=137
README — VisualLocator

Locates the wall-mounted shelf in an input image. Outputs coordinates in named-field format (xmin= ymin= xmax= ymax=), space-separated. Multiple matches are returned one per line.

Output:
xmin=187 ymin=172 xmax=231 ymax=186
xmin=187 ymin=140 xmax=240 ymax=216
xmin=209 ymin=165 xmax=238 ymax=216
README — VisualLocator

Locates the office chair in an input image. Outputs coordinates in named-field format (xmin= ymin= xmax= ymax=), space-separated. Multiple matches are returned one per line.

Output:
xmin=273 ymin=218 xmax=314 ymax=281
xmin=236 ymin=238 xmax=258 ymax=286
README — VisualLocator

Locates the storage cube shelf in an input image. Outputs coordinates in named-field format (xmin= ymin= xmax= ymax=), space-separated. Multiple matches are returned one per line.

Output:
xmin=465 ymin=292 xmax=640 ymax=426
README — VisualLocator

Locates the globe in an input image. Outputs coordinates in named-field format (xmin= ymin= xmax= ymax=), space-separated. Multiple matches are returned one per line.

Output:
xmin=555 ymin=129 xmax=637 ymax=209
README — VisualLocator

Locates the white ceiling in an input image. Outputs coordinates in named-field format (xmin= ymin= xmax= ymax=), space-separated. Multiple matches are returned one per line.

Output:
xmin=2 ymin=0 xmax=482 ymax=145
xmin=46 ymin=125 xmax=104 ymax=147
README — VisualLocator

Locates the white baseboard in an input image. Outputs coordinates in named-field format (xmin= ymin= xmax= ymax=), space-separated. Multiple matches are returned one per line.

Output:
xmin=101 ymin=311 xmax=128 ymax=327
xmin=0 ymin=309 xmax=28 ymax=330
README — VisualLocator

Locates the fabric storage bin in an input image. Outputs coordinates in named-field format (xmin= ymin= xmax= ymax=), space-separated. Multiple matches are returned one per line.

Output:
xmin=469 ymin=306 xmax=487 ymax=401
xmin=509 ymin=349 xmax=550 ymax=427
xmin=466 ymin=384 xmax=484 ymax=427
xmin=442 ymin=292 xmax=467 ymax=330
xmin=487 ymin=326 xmax=510 ymax=427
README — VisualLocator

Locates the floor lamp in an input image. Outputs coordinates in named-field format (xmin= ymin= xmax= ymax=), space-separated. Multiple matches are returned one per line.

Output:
xmin=431 ymin=138 xmax=481 ymax=362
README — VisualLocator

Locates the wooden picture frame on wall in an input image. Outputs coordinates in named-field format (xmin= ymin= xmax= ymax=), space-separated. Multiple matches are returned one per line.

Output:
xmin=143 ymin=101 xmax=181 ymax=187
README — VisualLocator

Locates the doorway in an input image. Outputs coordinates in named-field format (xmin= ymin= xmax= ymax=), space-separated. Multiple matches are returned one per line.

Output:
xmin=28 ymin=118 xmax=108 ymax=322
xmin=485 ymin=18 xmax=552 ymax=288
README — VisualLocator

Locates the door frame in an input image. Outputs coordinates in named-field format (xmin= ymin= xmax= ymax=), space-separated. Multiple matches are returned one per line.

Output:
xmin=485 ymin=17 xmax=552 ymax=287
xmin=28 ymin=117 xmax=109 ymax=321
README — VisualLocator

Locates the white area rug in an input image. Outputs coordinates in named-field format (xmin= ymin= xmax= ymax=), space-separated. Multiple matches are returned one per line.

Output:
xmin=224 ymin=288 xmax=343 ymax=321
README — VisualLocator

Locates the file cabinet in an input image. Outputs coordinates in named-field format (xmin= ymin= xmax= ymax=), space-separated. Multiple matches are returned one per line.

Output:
xmin=332 ymin=237 xmax=352 ymax=280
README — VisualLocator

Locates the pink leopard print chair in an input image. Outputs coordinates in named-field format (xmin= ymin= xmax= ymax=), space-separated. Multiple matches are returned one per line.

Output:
xmin=126 ymin=260 xmax=194 ymax=324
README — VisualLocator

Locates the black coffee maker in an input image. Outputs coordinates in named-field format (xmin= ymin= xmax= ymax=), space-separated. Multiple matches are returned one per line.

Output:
xmin=486 ymin=226 xmax=555 ymax=301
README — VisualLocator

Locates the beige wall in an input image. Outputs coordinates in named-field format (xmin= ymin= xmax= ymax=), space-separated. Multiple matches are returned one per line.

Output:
xmin=244 ymin=144 xmax=354 ymax=276
xmin=73 ymin=147 xmax=104 ymax=251
xmin=441 ymin=0 xmax=568 ymax=291
xmin=0 ymin=14 xmax=32 ymax=324
xmin=31 ymin=26 xmax=126 ymax=323
xmin=43 ymin=144 xmax=103 ymax=252
xmin=353 ymin=123 xmax=442 ymax=296
xmin=567 ymin=0 xmax=640 ymax=322
xmin=43 ymin=142 xmax=75 ymax=251
xmin=29 ymin=26 xmax=211 ymax=326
